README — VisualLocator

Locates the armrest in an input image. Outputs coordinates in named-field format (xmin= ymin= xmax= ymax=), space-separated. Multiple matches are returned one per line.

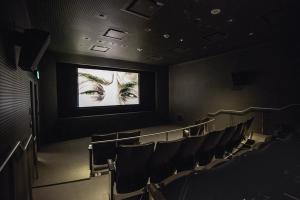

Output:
xmin=148 ymin=183 xmax=167 ymax=200
xmin=108 ymin=159 xmax=115 ymax=200
xmin=183 ymin=129 xmax=190 ymax=138
xmin=107 ymin=159 xmax=115 ymax=171
xmin=88 ymin=144 xmax=94 ymax=177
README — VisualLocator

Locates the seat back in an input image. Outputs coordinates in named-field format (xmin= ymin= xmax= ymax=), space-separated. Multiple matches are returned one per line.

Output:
xmin=201 ymin=130 xmax=224 ymax=152
xmin=175 ymin=135 xmax=207 ymax=172
xmin=92 ymin=140 xmax=117 ymax=165
xmin=243 ymin=117 xmax=255 ymax=135
xmin=197 ymin=130 xmax=224 ymax=165
xmin=115 ymin=142 xmax=155 ymax=194
xmin=217 ymin=126 xmax=237 ymax=147
xmin=91 ymin=132 xmax=117 ymax=142
xmin=117 ymin=131 xmax=141 ymax=146
xmin=150 ymin=139 xmax=184 ymax=183
xmin=227 ymin=123 xmax=244 ymax=151
xmin=215 ymin=126 xmax=236 ymax=158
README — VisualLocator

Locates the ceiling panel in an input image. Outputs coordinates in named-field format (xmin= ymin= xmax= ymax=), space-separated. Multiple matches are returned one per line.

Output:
xmin=25 ymin=0 xmax=300 ymax=65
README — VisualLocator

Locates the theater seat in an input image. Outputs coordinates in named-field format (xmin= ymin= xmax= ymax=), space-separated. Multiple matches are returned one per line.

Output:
xmin=215 ymin=126 xmax=237 ymax=158
xmin=175 ymin=135 xmax=207 ymax=172
xmin=226 ymin=123 xmax=244 ymax=153
xmin=150 ymin=138 xmax=184 ymax=183
xmin=117 ymin=131 xmax=141 ymax=146
xmin=109 ymin=142 xmax=155 ymax=200
xmin=197 ymin=130 xmax=224 ymax=166
xmin=89 ymin=133 xmax=117 ymax=176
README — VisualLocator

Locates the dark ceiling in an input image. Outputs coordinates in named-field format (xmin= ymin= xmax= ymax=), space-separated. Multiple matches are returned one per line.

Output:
xmin=25 ymin=0 xmax=300 ymax=65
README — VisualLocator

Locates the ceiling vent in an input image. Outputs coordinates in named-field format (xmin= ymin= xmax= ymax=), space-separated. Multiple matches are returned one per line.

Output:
xmin=90 ymin=45 xmax=110 ymax=52
xmin=104 ymin=28 xmax=127 ymax=40
xmin=122 ymin=0 xmax=164 ymax=19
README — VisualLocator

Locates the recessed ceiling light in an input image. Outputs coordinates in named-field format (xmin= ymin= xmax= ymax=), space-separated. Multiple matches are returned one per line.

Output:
xmin=248 ymin=32 xmax=254 ymax=36
xmin=96 ymin=13 xmax=107 ymax=20
xmin=145 ymin=28 xmax=152 ymax=32
xmin=137 ymin=48 xmax=143 ymax=52
xmin=163 ymin=33 xmax=170 ymax=39
xmin=211 ymin=8 xmax=221 ymax=15
xmin=227 ymin=18 xmax=233 ymax=23
xmin=179 ymin=38 xmax=184 ymax=42
xmin=90 ymin=45 xmax=109 ymax=52
xmin=82 ymin=36 xmax=91 ymax=40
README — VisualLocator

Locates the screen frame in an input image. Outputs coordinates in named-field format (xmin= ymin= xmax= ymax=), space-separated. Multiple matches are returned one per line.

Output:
xmin=76 ymin=65 xmax=141 ymax=109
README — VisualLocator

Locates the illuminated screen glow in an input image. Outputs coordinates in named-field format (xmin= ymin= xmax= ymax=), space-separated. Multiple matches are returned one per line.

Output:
xmin=78 ymin=68 xmax=139 ymax=107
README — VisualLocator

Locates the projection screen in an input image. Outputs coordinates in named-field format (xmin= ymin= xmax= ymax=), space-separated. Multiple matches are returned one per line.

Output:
xmin=78 ymin=68 xmax=139 ymax=107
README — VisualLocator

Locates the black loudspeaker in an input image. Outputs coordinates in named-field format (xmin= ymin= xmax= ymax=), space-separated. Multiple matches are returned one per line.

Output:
xmin=17 ymin=29 xmax=50 ymax=71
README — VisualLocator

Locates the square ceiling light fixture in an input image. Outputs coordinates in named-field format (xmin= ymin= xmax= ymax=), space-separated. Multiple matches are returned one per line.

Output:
xmin=104 ymin=28 xmax=127 ymax=40
xmin=122 ymin=0 xmax=164 ymax=19
xmin=90 ymin=45 xmax=110 ymax=52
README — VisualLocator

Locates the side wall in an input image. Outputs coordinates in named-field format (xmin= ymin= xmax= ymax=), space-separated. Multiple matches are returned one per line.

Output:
xmin=169 ymin=41 xmax=300 ymax=131
xmin=0 ymin=0 xmax=37 ymax=199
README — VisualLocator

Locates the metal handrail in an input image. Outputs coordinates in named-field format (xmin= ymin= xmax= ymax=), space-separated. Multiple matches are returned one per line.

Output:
xmin=208 ymin=104 xmax=300 ymax=117
xmin=91 ymin=118 xmax=215 ymax=144
xmin=0 ymin=134 xmax=34 ymax=173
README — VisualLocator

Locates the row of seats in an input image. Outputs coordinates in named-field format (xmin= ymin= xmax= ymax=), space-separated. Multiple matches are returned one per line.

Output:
xmin=90 ymin=131 xmax=141 ymax=169
xmin=104 ymin=118 xmax=254 ymax=199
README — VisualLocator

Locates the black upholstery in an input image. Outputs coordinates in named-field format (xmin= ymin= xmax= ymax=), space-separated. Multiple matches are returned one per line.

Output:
xmin=197 ymin=130 xmax=224 ymax=165
xmin=92 ymin=140 xmax=117 ymax=165
xmin=91 ymin=133 xmax=117 ymax=165
xmin=215 ymin=126 xmax=237 ymax=158
xmin=175 ymin=135 xmax=207 ymax=172
xmin=117 ymin=131 xmax=141 ymax=146
xmin=115 ymin=142 xmax=155 ymax=194
xmin=227 ymin=123 xmax=244 ymax=152
xmin=150 ymin=139 xmax=184 ymax=183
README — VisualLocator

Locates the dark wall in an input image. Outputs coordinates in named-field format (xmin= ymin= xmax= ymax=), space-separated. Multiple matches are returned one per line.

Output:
xmin=0 ymin=0 xmax=37 ymax=199
xmin=169 ymin=41 xmax=300 ymax=130
xmin=39 ymin=53 xmax=169 ymax=144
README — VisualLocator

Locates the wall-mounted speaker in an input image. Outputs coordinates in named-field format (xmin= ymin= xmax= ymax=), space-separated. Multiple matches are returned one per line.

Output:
xmin=16 ymin=29 xmax=50 ymax=71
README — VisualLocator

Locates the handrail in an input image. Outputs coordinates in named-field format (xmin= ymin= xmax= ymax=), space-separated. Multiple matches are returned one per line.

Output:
xmin=91 ymin=118 xmax=215 ymax=144
xmin=208 ymin=104 xmax=300 ymax=117
xmin=0 ymin=134 xmax=34 ymax=173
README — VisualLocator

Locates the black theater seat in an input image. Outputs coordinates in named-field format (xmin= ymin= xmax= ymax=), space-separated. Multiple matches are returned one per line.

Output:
xmin=117 ymin=131 xmax=141 ymax=146
xmin=150 ymin=138 xmax=184 ymax=183
xmin=197 ymin=130 xmax=224 ymax=166
xmin=175 ymin=135 xmax=207 ymax=172
xmin=109 ymin=142 xmax=155 ymax=200
xmin=89 ymin=133 xmax=117 ymax=175
xmin=215 ymin=126 xmax=237 ymax=158
xmin=91 ymin=133 xmax=117 ymax=166
xmin=226 ymin=123 xmax=244 ymax=153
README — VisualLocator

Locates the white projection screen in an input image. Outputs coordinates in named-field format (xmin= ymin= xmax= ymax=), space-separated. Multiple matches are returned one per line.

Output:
xmin=78 ymin=68 xmax=139 ymax=107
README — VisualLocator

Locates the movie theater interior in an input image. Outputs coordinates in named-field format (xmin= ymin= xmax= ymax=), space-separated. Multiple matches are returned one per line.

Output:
xmin=1 ymin=0 xmax=300 ymax=200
